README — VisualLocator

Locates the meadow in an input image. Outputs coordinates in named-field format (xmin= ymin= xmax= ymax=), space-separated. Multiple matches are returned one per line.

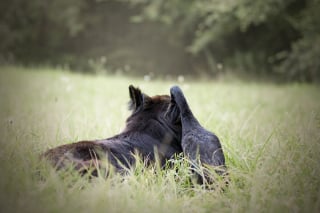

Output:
xmin=0 ymin=66 xmax=319 ymax=213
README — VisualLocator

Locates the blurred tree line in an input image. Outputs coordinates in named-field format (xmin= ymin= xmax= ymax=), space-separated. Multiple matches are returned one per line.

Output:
xmin=0 ymin=0 xmax=319 ymax=82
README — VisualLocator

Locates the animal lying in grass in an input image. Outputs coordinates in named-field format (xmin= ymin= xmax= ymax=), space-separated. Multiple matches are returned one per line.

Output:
xmin=43 ymin=85 xmax=226 ymax=183
xmin=170 ymin=86 xmax=227 ymax=183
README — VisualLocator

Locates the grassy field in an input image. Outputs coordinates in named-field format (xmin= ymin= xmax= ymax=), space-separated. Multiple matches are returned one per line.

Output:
xmin=0 ymin=66 xmax=320 ymax=213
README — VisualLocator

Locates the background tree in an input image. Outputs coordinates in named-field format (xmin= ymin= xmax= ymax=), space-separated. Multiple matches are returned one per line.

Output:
xmin=1 ymin=0 xmax=319 ymax=82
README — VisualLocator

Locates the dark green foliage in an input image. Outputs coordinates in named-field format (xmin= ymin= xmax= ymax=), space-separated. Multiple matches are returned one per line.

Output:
xmin=126 ymin=0 xmax=320 ymax=82
xmin=274 ymin=0 xmax=320 ymax=82
xmin=0 ymin=0 xmax=86 ymax=62
xmin=1 ymin=0 xmax=319 ymax=81
xmin=0 ymin=0 xmax=192 ymax=76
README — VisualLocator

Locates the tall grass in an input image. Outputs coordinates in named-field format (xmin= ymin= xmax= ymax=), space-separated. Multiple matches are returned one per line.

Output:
xmin=0 ymin=66 xmax=319 ymax=213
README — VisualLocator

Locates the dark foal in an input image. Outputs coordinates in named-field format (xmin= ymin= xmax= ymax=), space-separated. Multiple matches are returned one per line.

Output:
xmin=43 ymin=85 xmax=182 ymax=176
xmin=43 ymin=85 xmax=227 ymax=185
xmin=170 ymin=86 xmax=227 ymax=184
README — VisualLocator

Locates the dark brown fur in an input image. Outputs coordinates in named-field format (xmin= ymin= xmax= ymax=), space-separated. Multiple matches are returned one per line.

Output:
xmin=42 ymin=85 xmax=182 ymax=176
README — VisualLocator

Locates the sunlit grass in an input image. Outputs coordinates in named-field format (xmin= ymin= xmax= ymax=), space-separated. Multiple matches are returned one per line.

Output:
xmin=0 ymin=66 xmax=320 ymax=213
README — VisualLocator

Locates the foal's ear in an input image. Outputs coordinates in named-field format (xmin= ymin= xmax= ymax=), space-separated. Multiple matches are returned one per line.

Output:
xmin=129 ymin=85 xmax=144 ymax=111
